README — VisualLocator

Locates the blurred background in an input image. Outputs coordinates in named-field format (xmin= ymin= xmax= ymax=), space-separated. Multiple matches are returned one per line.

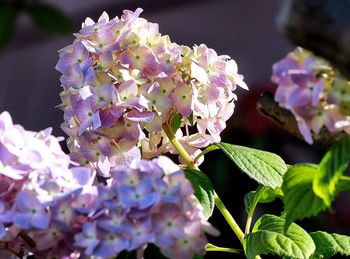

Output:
xmin=0 ymin=0 xmax=349 ymax=258
xmin=0 ymin=0 xmax=292 ymax=136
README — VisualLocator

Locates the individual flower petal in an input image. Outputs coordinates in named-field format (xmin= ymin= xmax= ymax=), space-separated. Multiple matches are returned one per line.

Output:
xmin=171 ymin=82 xmax=195 ymax=117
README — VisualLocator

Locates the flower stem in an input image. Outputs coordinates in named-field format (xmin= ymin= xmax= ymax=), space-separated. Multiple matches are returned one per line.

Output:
xmin=245 ymin=186 xmax=266 ymax=235
xmin=214 ymin=192 xmax=245 ymax=245
xmin=245 ymin=214 xmax=253 ymax=235
xmin=205 ymin=243 xmax=241 ymax=254
xmin=19 ymin=230 xmax=36 ymax=248
xmin=162 ymin=122 xmax=245 ymax=246
xmin=162 ymin=122 xmax=195 ymax=169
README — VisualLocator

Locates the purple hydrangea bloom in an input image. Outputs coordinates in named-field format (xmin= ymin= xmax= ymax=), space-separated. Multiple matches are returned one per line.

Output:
xmin=72 ymin=156 xmax=217 ymax=258
xmin=0 ymin=116 xmax=216 ymax=258
xmin=272 ymin=47 xmax=350 ymax=143
xmin=57 ymin=8 xmax=247 ymax=173
xmin=74 ymin=222 xmax=100 ymax=255
xmin=11 ymin=191 xmax=50 ymax=230
xmin=0 ymin=111 xmax=96 ymax=256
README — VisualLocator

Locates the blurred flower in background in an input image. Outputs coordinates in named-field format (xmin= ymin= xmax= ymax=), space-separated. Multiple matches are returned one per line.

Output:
xmin=0 ymin=0 xmax=73 ymax=50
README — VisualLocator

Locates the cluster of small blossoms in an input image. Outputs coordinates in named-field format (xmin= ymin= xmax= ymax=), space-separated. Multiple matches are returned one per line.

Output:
xmin=56 ymin=8 xmax=247 ymax=175
xmin=72 ymin=157 xmax=218 ymax=258
xmin=272 ymin=47 xmax=350 ymax=144
xmin=27 ymin=157 xmax=217 ymax=258
xmin=0 ymin=111 xmax=216 ymax=258
xmin=0 ymin=111 xmax=95 ymax=257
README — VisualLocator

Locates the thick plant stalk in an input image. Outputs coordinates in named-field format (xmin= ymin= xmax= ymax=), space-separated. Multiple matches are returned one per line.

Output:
xmin=162 ymin=122 xmax=246 ymax=247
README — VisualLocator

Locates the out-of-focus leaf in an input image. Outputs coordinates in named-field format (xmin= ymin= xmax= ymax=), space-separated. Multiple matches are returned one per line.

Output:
xmin=27 ymin=3 xmax=73 ymax=34
xmin=0 ymin=3 xmax=17 ymax=50
xmin=335 ymin=176 xmax=350 ymax=195
xmin=313 ymin=136 xmax=350 ymax=206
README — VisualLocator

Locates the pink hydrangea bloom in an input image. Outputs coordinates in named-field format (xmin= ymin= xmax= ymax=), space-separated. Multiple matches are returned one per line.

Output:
xmin=57 ymin=8 xmax=247 ymax=174
xmin=272 ymin=47 xmax=350 ymax=144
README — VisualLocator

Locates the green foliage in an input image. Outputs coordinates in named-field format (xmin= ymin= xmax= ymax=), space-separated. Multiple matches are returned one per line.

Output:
xmin=259 ymin=186 xmax=283 ymax=203
xmin=335 ymin=176 xmax=350 ymax=195
xmin=214 ymin=142 xmax=287 ymax=189
xmin=280 ymin=138 xmax=350 ymax=229
xmin=27 ymin=3 xmax=73 ymax=34
xmin=310 ymin=231 xmax=350 ymax=259
xmin=170 ymin=113 xmax=182 ymax=133
xmin=313 ymin=136 xmax=350 ymax=206
xmin=244 ymin=186 xmax=266 ymax=214
xmin=0 ymin=3 xmax=17 ymax=50
xmin=244 ymin=186 xmax=282 ymax=214
xmin=245 ymin=214 xmax=315 ymax=259
xmin=184 ymin=169 xmax=215 ymax=220
xmin=282 ymin=164 xmax=327 ymax=229
xmin=188 ymin=112 xmax=194 ymax=126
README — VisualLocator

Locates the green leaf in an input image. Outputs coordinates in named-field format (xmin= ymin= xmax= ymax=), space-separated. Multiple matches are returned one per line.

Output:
xmin=335 ymin=176 xmax=350 ymax=195
xmin=188 ymin=112 xmax=194 ymax=126
xmin=282 ymin=164 xmax=327 ymax=228
xmin=27 ymin=3 xmax=73 ymax=34
xmin=313 ymin=136 xmax=350 ymax=206
xmin=244 ymin=186 xmax=265 ymax=214
xmin=244 ymin=186 xmax=282 ymax=213
xmin=310 ymin=231 xmax=350 ymax=259
xmin=170 ymin=113 xmax=182 ymax=133
xmin=260 ymin=186 xmax=283 ymax=203
xmin=245 ymin=214 xmax=316 ymax=259
xmin=184 ymin=169 xmax=215 ymax=220
xmin=214 ymin=142 xmax=287 ymax=189
xmin=0 ymin=3 xmax=17 ymax=50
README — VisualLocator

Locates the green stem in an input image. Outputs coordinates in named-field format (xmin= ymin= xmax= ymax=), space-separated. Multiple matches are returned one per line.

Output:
xmin=162 ymin=122 xmax=196 ymax=169
xmin=162 ymin=122 xmax=246 ymax=246
xmin=205 ymin=243 xmax=241 ymax=254
xmin=193 ymin=145 xmax=219 ymax=164
xmin=214 ymin=192 xmax=245 ymax=246
xmin=244 ymin=187 xmax=266 ymax=235
xmin=245 ymin=214 xmax=253 ymax=235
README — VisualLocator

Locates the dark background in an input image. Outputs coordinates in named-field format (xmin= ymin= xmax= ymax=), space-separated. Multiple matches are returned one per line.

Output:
xmin=1 ymin=0 xmax=349 ymax=258
xmin=0 ymin=0 xmax=291 ymax=135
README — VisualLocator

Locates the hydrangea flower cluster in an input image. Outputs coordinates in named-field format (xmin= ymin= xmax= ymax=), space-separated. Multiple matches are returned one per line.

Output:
xmin=56 ymin=8 xmax=247 ymax=175
xmin=72 ymin=157 xmax=218 ymax=259
xmin=0 ymin=111 xmax=95 ymax=257
xmin=272 ymin=47 xmax=350 ymax=144
xmin=0 ymin=111 xmax=216 ymax=258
